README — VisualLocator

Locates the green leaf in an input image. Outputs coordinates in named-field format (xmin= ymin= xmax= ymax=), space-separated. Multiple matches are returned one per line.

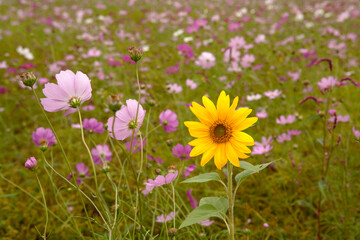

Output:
xmin=0 ymin=192 xmax=19 ymax=198
xmin=235 ymin=162 xmax=274 ymax=184
xmin=316 ymin=138 xmax=324 ymax=146
xmin=304 ymin=114 xmax=320 ymax=123
xmin=239 ymin=161 xmax=259 ymax=172
xmin=199 ymin=197 xmax=229 ymax=213
xmin=179 ymin=204 xmax=224 ymax=229
xmin=182 ymin=172 xmax=221 ymax=184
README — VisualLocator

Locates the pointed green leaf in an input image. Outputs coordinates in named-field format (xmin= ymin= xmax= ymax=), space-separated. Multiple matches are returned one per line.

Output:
xmin=235 ymin=162 xmax=274 ymax=184
xmin=179 ymin=204 xmax=223 ymax=229
xmin=239 ymin=161 xmax=259 ymax=172
xmin=296 ymin=200 xmax=316 ymax=214
xmin=181 ymin=172 xmax=221 ymax=184
xmin=199 ymin=197 xmax=229 ymax=213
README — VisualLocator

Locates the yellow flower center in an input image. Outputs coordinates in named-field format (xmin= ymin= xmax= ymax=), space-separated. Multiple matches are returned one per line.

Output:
xmin=209 ymin=120 xmax=232 ymax=143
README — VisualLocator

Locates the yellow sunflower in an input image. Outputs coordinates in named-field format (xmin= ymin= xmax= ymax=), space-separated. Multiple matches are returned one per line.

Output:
xmin=184 ymin=91 xmax=258 ymax=170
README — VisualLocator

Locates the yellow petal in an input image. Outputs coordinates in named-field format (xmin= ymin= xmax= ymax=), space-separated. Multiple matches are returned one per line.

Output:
xmin=226 ymin=142 xmax=240 ymax=167
xmin=217 ymin=91 xmax=230 ymax=120
xmin=229 ymin=137 xmax=251 ymax=153
xmin=228 ymin=108 xmax=252 ymax=126
xmin=232 ymin=131 xmax=255 ymax=146
xmin=184 ymin=121 xmax=209 ymax=138
xmin=188 ymin=137 xmax=213 ymax=147
xmin=214 ymin=143 xmax=227 ymax=170
xmin=190 ymin=102 xmax=214 ymax=126
xmin=190 ymin=142 xmax=211 ymax=157
xmin=236 ymin=117 xmax=258 ymax=131
xmin=202 ymin=96 xmax=218 ymax=120
xmin=200 ymin=144 xmax=217 ymax=167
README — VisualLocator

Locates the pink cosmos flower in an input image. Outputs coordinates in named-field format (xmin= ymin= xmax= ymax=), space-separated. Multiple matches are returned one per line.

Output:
xmin=318 ymin=76 xmax=337 ymax=90
xmin=276 ymin=114 xmax=296 ymax=124
xmin=199 ymin=219 xmax=215 ymax=226
xmin=83 ymin=118 xmax=104 ymax=133
xmin=255 ymin=34 xmax=266 ymax=44
xmin=107 ymin=99 xmax=145 ymax=140
xmin=146 ymin=170 xmax=178 ymax=188
xmin=91 ymin=144 xmax=112 ymax=165
xmin=223 ymin=48 xmax=241 ymax=63
xmin=40 ymin=70 xmax=92 ymax=116
xmin=256 ymin=109 xmax=268 ymax=119
xmin=288 ymin=130 xmax=302 ymax=136
xmin=172 ymin=144 xmax=191 ymax=160
xmin=186 ymin=79 xmax=198 ymax=90
xmin=329 ymin=115 xmax=350 ymax=123
xmin=252 ymin=136 xmax=273 ymax=155
xmin=264 ymin=89 xmax=282 ymax=99
xmin=277 ymin=133 xmax=292 ymax=143
xmin=183 ymin=165 xmax=197 ymax=178
xmin=32 ymin=127 xmax=56 ymax=149
xmin=159 ymin=110 xmax=179 ymax=133
xmin=241 ymin=54 xmax=255 ymax=68
xmin=82 ymin=105 xmax=95 ymax=111
xmin=352 ymin=126 xmax=360 ymax=139
xmin=167 ymin=83 xmax=183 ymax=94
xmin=38 ymin=78 xmax=49 ymax=85
xmin=156 ymin=211 xmax=177 ymax=223
xmin=287 ymin=71 xmax=301 ymax=81
xmin=228 ymin=36 xmax=246 ymax=49
xmin=177 ymin=44 xmax=194 ymax=59
xmin=195 ymin=52 xmax=216 ymax=69
xmin=25 ymin=157 xmax=37 ymax=169
xmin=148 ymin=155 xmax=164 ymax=164
xmin=246 ymin=93 xmax=262 ymax=101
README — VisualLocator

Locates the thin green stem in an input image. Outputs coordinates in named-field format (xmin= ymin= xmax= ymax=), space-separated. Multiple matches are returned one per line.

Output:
xmin=227 ymin=163 xmax=235 ymax=240
xmin=31 ymin=87 xmax=95 ymax=237
xmin=35 ymin=172 xmax=49 ymax=240
xmin=171 ymin=183 xmax=176 ymax=238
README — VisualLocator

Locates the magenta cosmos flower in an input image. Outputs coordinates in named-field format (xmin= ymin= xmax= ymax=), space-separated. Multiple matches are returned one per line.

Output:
xmin=41 ymin=70 xmax=92 ymax=116
xmin=143 ymin=170 xmax=178 ymax=196
xmin=91 ymin=144 xmax=112 ymax=165
xmin=107 ymin=99 xmax=146 ymax=140
xmin=32 ymin=127 xmax=56 ymax=150
xmin=172 ymin=143 xmax=191 ymax=160
xmin=159 ymin=109 xmax=179 ymax=133
xmin=25 ymin=157 xmax=37 ymax=170
xmin=83 ymin=118 xmax=104 ymax=133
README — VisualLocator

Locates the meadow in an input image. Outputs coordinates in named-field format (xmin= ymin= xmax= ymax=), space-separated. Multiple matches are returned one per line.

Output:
xmin=0 ymin=0 xmax=360 ymax=239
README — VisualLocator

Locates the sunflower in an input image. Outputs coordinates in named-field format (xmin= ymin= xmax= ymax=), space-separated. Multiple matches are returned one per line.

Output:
xmin=184 ymin=91 xmax=258 ymax=170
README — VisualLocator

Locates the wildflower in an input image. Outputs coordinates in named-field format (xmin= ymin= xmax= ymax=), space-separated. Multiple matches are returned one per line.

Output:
xmin=76 ymin=162 xmax=90 ymax=178
xmin=91 ymin=144 xmax=112 ymax=165
xmin=256 ymin=109 xmax=268 ymax=119
xmin=172 ymin=144 xmax=191 ymax=160
xmin=107 ymin=94 xmax=123 ymax=113
xmin=276 ymin=114 xmax=296 ymax=124
xmin=128 ymin=46 xmax=143 ymax=62
xmin=185 ymin=79 xmax=198 ymax=90
xmin=167 ymin=83 xmax=183 ymax=94
xmin=246 ymin=93 xmax=262 ymax=101
xmin=255 ymin=34 xmax=266 ymax=44
xmin=264 ymin=89 xmax=282 ymax=99
xmin=276 ymin=133 xmax=292 ymax=143
xmin=107 ymin=99 xmax=146 ymax=140
xmin=195 ymin=52 xmax=216 ymax=69
xmin=318 ymin=76 xmax=337 ymax=91
xmin=83 ymin=118 xmax=104 ymax=133
xmin=16 ymin=46 xmax=34 ymax=60
xmin=25 ymin=157 xmax=37 ymax=170
xmin=252 ymin=136 xmax=273 ymax=155
xmin=148 ymin=155 xmax=164 ymax=164
xmin=352 ymin=126 xmax=360 ymax=139
xmin=228 ymin=36 xmax=246 ymax=49
xmin=159 ymin=110 xmax=179 ymax=133
xmin=263 ymin=223 xmax=269 ymax=228
xmin=20 ymin=72 xmax=37 ymax=88
xmin=184 ymin=91 xmax=257 ymax=170
xmin=32 ymin=127 xmax=56 ymax=151
xmin=329 ymin=115 xmax=349 ymax=123
xmin=40 ymin=70 xmax=92 ymax=116
xmin=198 ymin=219 xmax=215 ymax=226
xmin=177 ymin=44 xmax=194 ymax=59
xmin=241 ymin=54 xmax=255 ymax=68
xmin=183 ymin=165 xmax=197 ymax=178
xmin=146 ymin=170 xmax=178 ymax=188
xmin=288 ymin=130 xmax=302 ymax=136
xmin=156 ymin=211 xmax=177 ymax=223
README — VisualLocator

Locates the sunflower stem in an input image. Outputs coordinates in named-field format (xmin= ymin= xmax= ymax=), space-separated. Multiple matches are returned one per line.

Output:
xmin=227 ymin=163 xmax=235 ymax=240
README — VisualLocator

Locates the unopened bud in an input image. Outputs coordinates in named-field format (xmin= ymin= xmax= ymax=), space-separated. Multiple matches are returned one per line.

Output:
xmin=25 ymin=157 xmax=37 ymax=170
xmin=168 ymin=165 xmax=176 ymax=173
xmin=128 ymin=46 xmax=143 ymax=62
xmin=102 ymin=163 xmax=110 ymax=173
xmin=108 ymin=94 xmax=123 ymax=113
xmin=20 ymin=72 xmax=37 ymax=87
xmin=166 ymin=139 xmax=174 ymax=147
xmin=168 ymin=228 xmax=177 ymax=236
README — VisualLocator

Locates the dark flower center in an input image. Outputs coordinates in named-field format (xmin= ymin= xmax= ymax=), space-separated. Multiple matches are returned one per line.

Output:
xmin=209 ymin=121 xmax=232 ymax=143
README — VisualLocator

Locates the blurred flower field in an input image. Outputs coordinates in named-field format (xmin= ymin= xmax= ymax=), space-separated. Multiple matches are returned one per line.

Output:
xmin=0 ymin=0 xmax=360 ymax=239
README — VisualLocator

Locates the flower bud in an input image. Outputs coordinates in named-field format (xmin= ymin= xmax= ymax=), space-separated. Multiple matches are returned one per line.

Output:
xmin=102 ymin=163 xmax=110 ymax=173
xmin=128 ymin=46 xmax=143 ymax=62
xmin=168 ymin=228 xmax=177 ymax=236
xmin=25 ymin=157 xmax=37 ymax=170
xmin=20 ymin=72 xmax=37 ymax=88
xmin=108 ymin=94 xmax=123 ymax=113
